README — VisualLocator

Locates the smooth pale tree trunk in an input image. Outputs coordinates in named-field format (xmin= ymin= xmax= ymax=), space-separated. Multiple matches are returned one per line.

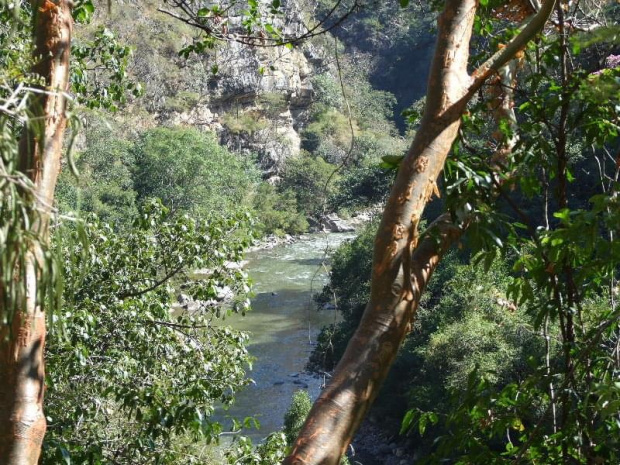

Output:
xmin=0 ymin=1 xmax=72 ymax=463
xmin=284 ymin=1 xmax=556 ymax=463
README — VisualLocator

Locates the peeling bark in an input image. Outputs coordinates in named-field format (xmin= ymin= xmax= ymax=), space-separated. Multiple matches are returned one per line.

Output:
xmin=284 ymin=1 xmax=556 ymax=464
xmin=0 ymin=1 xmax=73 ymax=463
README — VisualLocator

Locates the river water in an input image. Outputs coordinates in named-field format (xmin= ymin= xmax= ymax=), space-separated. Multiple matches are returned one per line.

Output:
xmin=218 ymin=232 xmax=355 ymax=440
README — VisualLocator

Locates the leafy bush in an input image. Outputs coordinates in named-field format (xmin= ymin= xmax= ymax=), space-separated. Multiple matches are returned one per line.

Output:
xmin=279 ymin=154 xmax=338 ymax=218
xmin=225 ymin=433 xmax=289 ymax=465
xmin=43 ymin=203 xmax=254 ymax=464
xmin=330 ymin=162 xmax=394 ymax=212
xmin=132 ymin=127 xmax=259 ymax=216
xmin=283 ymin=390 xmax=313 ymax=445
xmin=301 ymin=108 xmax=357 ymax=159
xmin=56 ymin=119 xmax=138 ymax=228
xmin=252 ymin=182 xmax=308 ymax=236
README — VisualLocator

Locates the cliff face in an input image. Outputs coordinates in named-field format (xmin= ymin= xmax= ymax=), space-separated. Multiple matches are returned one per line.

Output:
xmin=86 ymin=0 xmax=435 ymax=172
xmin=91 ymin=0 xmax=327 ymax=172
xmin=171 ymin=41 xmax=317 ymax=171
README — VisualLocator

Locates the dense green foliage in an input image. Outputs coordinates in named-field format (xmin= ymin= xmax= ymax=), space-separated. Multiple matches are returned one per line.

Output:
xmin=56 ymin=120 xmax=138 ymax=228
xmin=282 ymin=390 xmax=313 ymax=445
xmin=251 ymin=182 xmax=309 ymax=236
xmin=225 ymin=390 xmax=351 ymax=464
xmin=44 ymin=204 xmax=254 ymax=463
xmin=279 ymin=154 xmax=338 ymax=219
xmin=132 ymin=127 xmax=258 ymax=217
xmin=4 ymin=0 xmax=619 ymax=463
xmin=310 ymin=3 xmax=620 ymax=463
xmin=57 ymin=123 xmax=314 ymax=236
xmin=300 ymin=49 xmax=406 ymax=216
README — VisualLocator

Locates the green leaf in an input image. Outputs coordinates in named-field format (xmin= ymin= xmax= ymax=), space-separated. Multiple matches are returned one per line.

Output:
xmin=380 ymin=154 xmax=405 ymax=169
xmin=400 ymin=410 xmax=416 ymax=435
xmin=60 ymin=447 xmax=71 ymax=464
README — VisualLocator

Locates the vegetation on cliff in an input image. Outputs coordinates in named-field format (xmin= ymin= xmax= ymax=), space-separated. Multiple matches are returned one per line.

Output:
xmin=0 ymin=0 xmax=618 ymax=463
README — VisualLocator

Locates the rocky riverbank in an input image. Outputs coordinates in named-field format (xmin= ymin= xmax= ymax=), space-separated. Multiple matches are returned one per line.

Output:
xmin=349 ymin=418 xmax=418 ymax=465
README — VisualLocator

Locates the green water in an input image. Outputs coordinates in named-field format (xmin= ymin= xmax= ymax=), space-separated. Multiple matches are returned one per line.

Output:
xmin=219 ymin=232 xmax=355 ymax=439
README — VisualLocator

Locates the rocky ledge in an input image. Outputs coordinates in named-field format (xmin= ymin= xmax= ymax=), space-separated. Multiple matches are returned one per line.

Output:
xmin=350 ymin=418 xmax=418 ymax=465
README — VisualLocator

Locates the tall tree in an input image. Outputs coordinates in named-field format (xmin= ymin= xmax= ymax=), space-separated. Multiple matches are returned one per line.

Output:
xmin=284 ymin=1 xmax=556 ymax=463
xmin=0 ymin=1 xmax=73 ymax=463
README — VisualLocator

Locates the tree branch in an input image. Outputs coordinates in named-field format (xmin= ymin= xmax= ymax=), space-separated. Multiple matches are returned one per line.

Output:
xmin=285 ymin=1 xmax=557 ymax=462
xmin=118 ymin=263 xmax=184 ymax=300
xmin=469 ymin=0 xmax=556 ymax=93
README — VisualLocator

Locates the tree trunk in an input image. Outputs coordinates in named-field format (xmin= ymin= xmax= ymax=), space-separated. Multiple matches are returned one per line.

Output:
xmin=0 ymin=1 xmax=72 ymax=463
xmin=284 ymin=1 xmax=556 ymax=463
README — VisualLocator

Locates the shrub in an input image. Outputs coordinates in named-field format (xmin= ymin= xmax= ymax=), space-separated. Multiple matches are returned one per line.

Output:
xmin=252 ymin=183 xmax=308 ymax=236
xmin=56 ymin=119 xmax=138 ymax=229
xmin=44 ymin=204 xmax=254 ymax=464
xmin=283 ymin=390 xmax=313 ymax=445
xmin=279 ymin=154 xmax=338 ymax=218
xmin=222 ymin=111 xmax=269 ymax=135
xmin=132 ymin=127 xmax=259 ymax=217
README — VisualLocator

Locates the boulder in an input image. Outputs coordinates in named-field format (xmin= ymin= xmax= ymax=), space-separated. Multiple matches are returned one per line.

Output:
xmin=321 ymin=213 xmax=355 ymax=233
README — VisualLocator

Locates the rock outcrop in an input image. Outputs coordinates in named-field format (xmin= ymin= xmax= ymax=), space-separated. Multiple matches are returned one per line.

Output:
xmin=320 ymin=213 xmax=355 ymax=233
xmin=107 ymin=0 xmax=327 ymax=172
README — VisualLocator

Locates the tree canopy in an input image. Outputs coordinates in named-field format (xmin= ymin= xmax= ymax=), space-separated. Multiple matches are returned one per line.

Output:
xmin=0 ymin=0 xmax=619 ymax=464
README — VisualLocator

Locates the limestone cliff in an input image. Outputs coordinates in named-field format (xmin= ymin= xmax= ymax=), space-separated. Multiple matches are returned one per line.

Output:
xmin=91 ymin=0 xmax=328 ymax=172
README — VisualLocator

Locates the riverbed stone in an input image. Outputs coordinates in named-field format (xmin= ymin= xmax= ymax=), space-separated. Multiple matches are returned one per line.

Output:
xmin=320 ymin=213 xmax=355 ymax=233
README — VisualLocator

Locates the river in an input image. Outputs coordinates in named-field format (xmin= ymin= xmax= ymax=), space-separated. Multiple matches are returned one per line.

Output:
xmin=218 ymin=232 xmax=355 ymax=440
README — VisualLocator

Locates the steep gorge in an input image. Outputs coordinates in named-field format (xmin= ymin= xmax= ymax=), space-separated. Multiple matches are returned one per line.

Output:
xmin=83 ymin=0 xmax=434 ymax=173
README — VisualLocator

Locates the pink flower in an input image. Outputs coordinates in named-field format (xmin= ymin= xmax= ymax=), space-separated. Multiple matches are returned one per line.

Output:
xmin=605 ymin=54 xmax=620 ymax=69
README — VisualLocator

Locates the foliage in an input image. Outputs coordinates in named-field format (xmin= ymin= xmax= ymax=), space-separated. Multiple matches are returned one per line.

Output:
xmin=43 ymin=203 xmax=254 ymax=464
xmin=56 ymin=123 xmax=312 ymax=236
xmin=283 ymin=390 xmax=312 ymax=445
xmin=222 ymin=111 xmax=269 ymax=135
xmin=56 ymin=118 xmax=138 ymax=228
xmin=174 ymin=0 xmax=295 ymax=57
xmin=132 ymin=127 xmax=259 ymax=217
xmin=301 ymin=108 xmax=357 ymax=163
xmin=225 ymin=432 xmax=289 ymax=465
xmin=225 ymin=390 xmax=351 ymax=465
xmin=251 ymin=182 xmax=308 ymax=236
xmin=222 ymin=388 xmax=311 ymax=465
xmin=279 ymin=154 xmax=338 ymax=219
xmin=402 ymin=5 xmax=620 ymax=463
xmin=329 ymin=148 xmax=397 ymax=212
xmin=398 ymin=260 xmax=550 ymax=443
xmin=72 ymin=26 xmax=144 ymax=111
xmin=0 ymin=3 xmax=35 ymax=90
xmin=0 ymin=1 xmax=142 ymax=111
